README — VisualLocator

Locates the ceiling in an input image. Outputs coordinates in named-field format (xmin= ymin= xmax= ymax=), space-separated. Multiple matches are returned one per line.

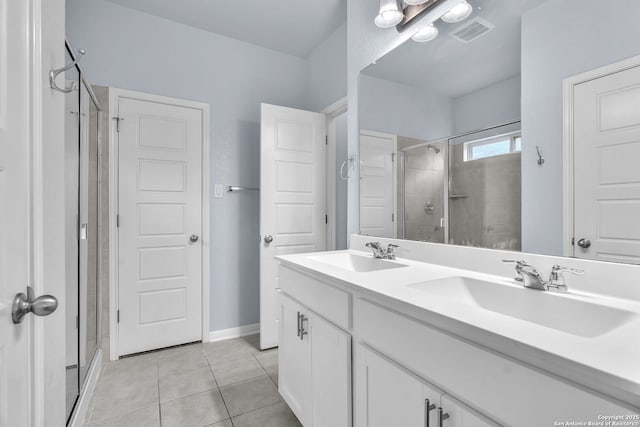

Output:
xmin=105 ymin=0 xmax=347 ymax=58
xmin=363 ymin=0 xmax=546 ymax=98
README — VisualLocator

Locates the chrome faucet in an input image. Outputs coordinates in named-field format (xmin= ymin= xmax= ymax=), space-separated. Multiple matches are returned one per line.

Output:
xmin=502 ymin=260 xmax=583 ymax=293
xmin=365 ymin=242 xmax=399 ymax=260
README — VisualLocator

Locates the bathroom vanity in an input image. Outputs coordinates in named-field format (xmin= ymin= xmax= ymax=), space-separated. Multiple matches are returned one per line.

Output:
xmin=276 ymin=236 xmax=640 ymax=427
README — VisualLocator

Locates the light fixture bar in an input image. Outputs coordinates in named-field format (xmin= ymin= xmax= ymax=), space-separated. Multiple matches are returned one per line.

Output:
xmin=396 ymin=0 xmax=447 ymax=32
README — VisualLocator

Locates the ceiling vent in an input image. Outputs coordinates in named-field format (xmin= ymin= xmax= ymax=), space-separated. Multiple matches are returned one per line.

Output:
xmin=449 ymin=17 xmax=494 ymax=43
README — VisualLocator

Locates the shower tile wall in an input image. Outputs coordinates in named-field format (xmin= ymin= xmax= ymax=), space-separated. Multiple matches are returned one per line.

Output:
xmin=448 ymin=143 xmax=521 ymax=250
xmin=398 ymin=136 xmax=445 ymax=243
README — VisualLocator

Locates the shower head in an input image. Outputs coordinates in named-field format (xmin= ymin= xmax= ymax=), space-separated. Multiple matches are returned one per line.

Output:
xmin=427 ymin=144 xmax=441 ymax=154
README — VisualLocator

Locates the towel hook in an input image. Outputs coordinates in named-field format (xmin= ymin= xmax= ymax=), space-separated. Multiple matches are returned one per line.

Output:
xmin=340 ymin=155 xmax=356 ymax=181
xmin=535 ymin=146 xmax=545 ymax=166
xmin=49 ymin=49 xmax=85 ymax=93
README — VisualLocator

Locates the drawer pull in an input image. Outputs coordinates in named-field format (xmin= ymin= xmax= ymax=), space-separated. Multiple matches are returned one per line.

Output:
xmin=300 ymin=314 xmax=308 ymax=340
xmin=439 ymin=407 xmax=450 ymax=427
xmin=425 ymin=399 xmax=436 ymax=427
xmin=296 ymin=311 xmax=301 ymax=337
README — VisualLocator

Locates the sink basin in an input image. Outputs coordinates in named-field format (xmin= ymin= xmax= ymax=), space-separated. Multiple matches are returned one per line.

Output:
xmin=409 ymin=276 xmax=636 ymax=337
xmin=308 ymin=252 xmax=408 ymax=273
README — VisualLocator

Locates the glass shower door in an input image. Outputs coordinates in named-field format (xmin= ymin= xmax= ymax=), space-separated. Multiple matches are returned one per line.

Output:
xmin=400 ymin=142 xmax=446 ymax=243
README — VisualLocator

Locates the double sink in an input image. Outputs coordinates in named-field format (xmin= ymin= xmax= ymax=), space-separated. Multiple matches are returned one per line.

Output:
xmin=307 ymin=251 xmax=636 ymax=338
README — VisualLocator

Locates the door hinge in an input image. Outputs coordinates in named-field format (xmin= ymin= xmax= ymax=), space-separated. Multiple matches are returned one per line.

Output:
xmin=112 ymin=116 xmax=124 ymax=132
xmin=391 ymin=153 xmax=395 ymax=162
xmin=571 ymin=237 xmax=575 ymax=246
xmin=116 ymin=214 xmax=120 ymax=228
xmin=117 ymin=310 xmax=120 ymax=323
xmin=392 ymin=213 xmax=395 ymax=222
xmin=325 ymin=214 xmax=328 ymax=225
xmin=325 ymin=135 xmax=328 ymax=145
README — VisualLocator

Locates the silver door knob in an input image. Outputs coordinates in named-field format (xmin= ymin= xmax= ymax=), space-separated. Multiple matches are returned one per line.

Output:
xmin=190 ymin=234 xmax=199 ymax=243
xmin=264 ymin=235 xmax=273 ymax=244
xmin=12 ymin=286 xmax=58 ymax=324
xmin=577 ymin=238 xmax=591 ymax=249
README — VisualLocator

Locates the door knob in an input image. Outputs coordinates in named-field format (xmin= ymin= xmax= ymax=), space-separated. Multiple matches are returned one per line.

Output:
xmin=12 ymin=286 xmax=58 ymax=324
xmin=190 ymin=234 xmax=199 ymax=243
xmin=577 ymin=238 xmax=591 ymax=249
xmin=264 ymin=235 xmax=273 ymax=244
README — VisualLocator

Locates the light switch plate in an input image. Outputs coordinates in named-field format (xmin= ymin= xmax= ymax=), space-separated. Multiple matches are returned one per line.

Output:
xmin=214 ymin=184 xmax=224 ymax=198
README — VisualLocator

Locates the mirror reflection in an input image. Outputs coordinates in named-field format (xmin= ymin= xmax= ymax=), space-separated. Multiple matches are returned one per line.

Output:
xmin=359 ymin=0 xmax=640 ymax=264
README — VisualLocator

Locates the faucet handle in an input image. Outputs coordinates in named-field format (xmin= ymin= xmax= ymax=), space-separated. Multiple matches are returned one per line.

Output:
xmin=502 ymin=259 xmax=531 ymax=267
xmin=551 ymin=265 xmax=584 ymax=276
xmin=387 ymin=243 xmax=399 ymax=249
xmin=385 ymin=244 xmax=399 ymax=260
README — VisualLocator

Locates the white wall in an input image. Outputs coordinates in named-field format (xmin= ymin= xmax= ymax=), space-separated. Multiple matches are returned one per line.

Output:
xmin=452 ymin=75 xmax=521 ymax=135
xmin=359 ymin=75 xmax=453 ymax=141
xmin=66 ymin=0 xmax=310 ymax=331
xmin=521 ymin=0 xmax=640 ymax=256
xmin=306 ymin=23 xmax=347 ymax=112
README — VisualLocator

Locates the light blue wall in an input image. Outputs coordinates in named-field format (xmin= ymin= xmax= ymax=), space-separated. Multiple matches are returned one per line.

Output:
xmin=521 ymin=0 xmax=640 ymax=256
xmin=66 ymin=0 xmax=311 ymax=331
xmin=359 ymin=75 xmax=453 ymax=142
xmin=306 ymin=23 xmax=347 ymax=112
xmin=452 ymin=75 xmax=521 ymax=135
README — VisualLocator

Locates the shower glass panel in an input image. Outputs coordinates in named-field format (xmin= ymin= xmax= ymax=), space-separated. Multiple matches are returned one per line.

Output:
xmin=399 ymin=140 xmax=446 ymax=242
xmin=64 ymin=41 xmax=101 ymax=424
xmin=64 ymin=49 xmax=80 ymax=420
xmin=448 ymin=123 xmax=522 ymax=250
xmin=79 ymin=81 xmax=100 ymax=384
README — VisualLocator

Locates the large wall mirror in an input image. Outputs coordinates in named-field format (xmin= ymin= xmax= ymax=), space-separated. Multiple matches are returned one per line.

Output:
xmin=358 ymin=0 xmax=640 ymax=264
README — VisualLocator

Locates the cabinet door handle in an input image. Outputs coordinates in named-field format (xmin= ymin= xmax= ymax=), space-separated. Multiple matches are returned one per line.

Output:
xmin=424 ymin=399 xmax=436 ymax=427
xmin=296 ymin=311 xmax=301 ymax=337
xmin=300 ymin=314 xmax=308 ymax=340
xmin=438 ymin=407 xmax=450 ymax=427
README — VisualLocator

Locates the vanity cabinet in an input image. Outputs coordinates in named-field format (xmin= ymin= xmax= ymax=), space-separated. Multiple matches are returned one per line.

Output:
xmin=356 ymin=344 xmax=493 ymax=427
xmin=278 ymin=291 xmax=351 ymax=427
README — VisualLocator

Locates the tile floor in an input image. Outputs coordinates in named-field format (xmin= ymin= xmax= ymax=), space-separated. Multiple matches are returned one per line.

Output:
xmin=85 ymin=334 xmax=301 ymax=427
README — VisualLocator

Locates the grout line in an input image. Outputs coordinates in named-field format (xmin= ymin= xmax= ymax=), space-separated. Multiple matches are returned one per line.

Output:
xmin=206 ymin=350 xmax=233 ymax=424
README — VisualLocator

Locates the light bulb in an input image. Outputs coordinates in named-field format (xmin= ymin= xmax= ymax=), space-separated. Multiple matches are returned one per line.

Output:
xmin=375 ymin=0 xmax=404 ymax=28
xmin=441 ymin=0 xmax=473 ymax=23
xmin=411 ymin=23 xmax=439 ymax=42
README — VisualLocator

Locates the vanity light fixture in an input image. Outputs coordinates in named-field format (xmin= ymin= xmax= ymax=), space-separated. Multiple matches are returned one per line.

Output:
xmin=411 ymin=24 xmax=439 ymax=42
xmin=441 ymin=0 xmax=473 ymax=23
xmin=375 ymin=0 xmax=474 ymax=40
xmin=374 ymin=0 xmax=404 ymax=28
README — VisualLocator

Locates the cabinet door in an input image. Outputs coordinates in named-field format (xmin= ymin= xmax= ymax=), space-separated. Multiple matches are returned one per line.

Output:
xmin=440 ymin=395 xmax=494 ymax=427
xmin=279 ymin=294 xmax=311 ymax=425
xmin=310 ymin=314 xmax=351 ymax=427
xmin=355 ymin=345 xmax=425 ymax=427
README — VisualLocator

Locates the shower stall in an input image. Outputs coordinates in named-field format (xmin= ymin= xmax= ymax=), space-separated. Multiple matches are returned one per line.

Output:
xmin=398 ymin=122 xmax=522 ymax=251
xmin=64 ymin=41 xmax=102 ymax=424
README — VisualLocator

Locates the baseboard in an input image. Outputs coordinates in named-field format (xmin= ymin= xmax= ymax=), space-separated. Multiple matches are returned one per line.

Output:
xmin=69 ymin=349 xmax=103 ymax=427
xmin=209 ymin=323 xmax=260 ymax=343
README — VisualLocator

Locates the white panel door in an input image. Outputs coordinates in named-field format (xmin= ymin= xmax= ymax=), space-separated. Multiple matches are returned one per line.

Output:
xmin=0 ymin=0 xmax=33 ymax=424
xmin=574 ymin=65 xmax=640 ymax=263
xmin=117 ymin=97 xmax=203 ymax=356
xmin=359 ymin=131 xmax=397 ymax=238
xmin=260 ymin=103 xmax=326 ymax=350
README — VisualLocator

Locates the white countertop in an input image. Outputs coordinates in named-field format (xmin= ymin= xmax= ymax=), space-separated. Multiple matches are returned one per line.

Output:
xmin=277 ymin=249 xmax=640 ymax=409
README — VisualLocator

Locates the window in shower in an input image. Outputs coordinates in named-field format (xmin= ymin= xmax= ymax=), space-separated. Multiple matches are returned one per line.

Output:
xmin=463 ymin=132 xmax=522 ymax=161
